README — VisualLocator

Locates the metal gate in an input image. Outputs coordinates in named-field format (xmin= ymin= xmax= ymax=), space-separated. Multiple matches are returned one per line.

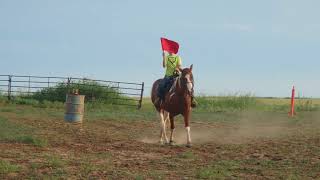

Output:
xmin=0 ymin=75 xmax=144 ymax=109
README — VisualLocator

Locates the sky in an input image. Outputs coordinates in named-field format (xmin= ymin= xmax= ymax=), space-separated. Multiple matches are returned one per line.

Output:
xmin=0 ymin=0 xmax=319 ymax=97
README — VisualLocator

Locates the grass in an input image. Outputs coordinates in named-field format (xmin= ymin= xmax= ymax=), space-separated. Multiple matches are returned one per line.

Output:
xmin=0 ymin=116 xmax=29 ymax=141
xmin=45 ymin=155 xmax=65 ymax=168
xmin=0 ymin=116 xmax=47 ymax=147
xmin=147 ymin=171 xmax=165 ymax=180
xmin=134 ymin=171 xmax=164 ymax=180
xmin=80 ymin=160 xmax=98 ymax=178
xmin=195 ymin=159 xmax=318 ymax=179
xmin=16 ymin=136 xmax=48 ymax=147
xmin=0 ymin=160 xmax=20 ymax=175
xmin=0 ymin=96 xmax=319 ymax=126
xmin=2 ymin=95 xmax=319 ymax=121
xmin=177 ymin=151 xmax=196 ymax=159
xmin=196 ymin=160 xmax=240 ymax=179
xmin=43 ymin=155 xmax=68 ymax=178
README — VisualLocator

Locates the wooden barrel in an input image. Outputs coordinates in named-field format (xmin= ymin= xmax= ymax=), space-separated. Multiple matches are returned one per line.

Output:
xmin=64 ymin=94 xmax=85 ymax=123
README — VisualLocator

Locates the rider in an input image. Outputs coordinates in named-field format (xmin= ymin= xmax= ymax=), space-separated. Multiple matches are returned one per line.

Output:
xmin=155 ymin=51 xmax=197 ymax=107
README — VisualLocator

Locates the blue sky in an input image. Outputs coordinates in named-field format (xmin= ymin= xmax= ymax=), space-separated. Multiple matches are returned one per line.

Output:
xmin=0 ymin=0 xmax=319 ymax=97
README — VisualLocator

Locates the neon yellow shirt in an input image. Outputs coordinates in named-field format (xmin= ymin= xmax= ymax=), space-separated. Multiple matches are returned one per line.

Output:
xmin=165 ymin=55 xmax=182 ymax=77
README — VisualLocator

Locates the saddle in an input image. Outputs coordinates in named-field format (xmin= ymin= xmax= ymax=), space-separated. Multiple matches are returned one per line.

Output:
xmin=158 ymin=76 xmax=179 ymax=101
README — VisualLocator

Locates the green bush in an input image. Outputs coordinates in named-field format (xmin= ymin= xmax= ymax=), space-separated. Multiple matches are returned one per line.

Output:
xmin=31 ymin=80 xmax=130 ymax=105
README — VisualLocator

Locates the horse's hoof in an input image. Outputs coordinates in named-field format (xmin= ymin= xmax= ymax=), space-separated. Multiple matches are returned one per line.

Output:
xmin=169 ymin=141 xmax=176 ymax=146
xmin=186 ymin=144 xmax=192 ymax=148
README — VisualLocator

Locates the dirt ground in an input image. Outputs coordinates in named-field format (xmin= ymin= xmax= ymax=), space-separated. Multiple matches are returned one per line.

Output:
xmin=0 ymin=106 xmax=320 ymax=179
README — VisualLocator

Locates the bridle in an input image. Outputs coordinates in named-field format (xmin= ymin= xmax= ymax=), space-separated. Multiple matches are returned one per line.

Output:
xmin=179 ymin=71 xmax=194 ymax=95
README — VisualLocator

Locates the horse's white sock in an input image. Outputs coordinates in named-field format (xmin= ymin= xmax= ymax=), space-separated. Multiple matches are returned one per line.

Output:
xmin=186 ymin=126 xmax=191 ymax=144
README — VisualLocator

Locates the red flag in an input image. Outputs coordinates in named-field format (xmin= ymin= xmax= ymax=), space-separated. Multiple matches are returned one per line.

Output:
xmin=160 ymin=37 xmax=179 ymax=54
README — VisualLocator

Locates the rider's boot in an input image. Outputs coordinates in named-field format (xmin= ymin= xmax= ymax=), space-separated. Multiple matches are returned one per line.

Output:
xmin=191 ymin=92 xmax=197 ymax=108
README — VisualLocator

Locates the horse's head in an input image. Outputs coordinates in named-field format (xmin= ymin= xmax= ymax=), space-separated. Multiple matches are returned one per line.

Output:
xmin=179 ymin=64 xmax=194 ymax=94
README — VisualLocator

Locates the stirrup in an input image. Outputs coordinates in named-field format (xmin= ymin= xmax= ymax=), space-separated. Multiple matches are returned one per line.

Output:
xmin=191 ymin=100 xmax=197 ymax=108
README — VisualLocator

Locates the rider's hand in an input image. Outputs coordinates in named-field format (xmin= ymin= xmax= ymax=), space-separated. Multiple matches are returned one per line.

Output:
xmin=173 ymin=69 xmax=181 ymax=76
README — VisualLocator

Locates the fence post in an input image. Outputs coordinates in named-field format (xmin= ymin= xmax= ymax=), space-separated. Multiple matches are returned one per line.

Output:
xmin=67 ymin=77 xmax=71 ymax=94
xmin=91 ymin=81 xmax=94 ymax=101
xmin=28 ymin=76 xmax=31 ymax=95
xmin=7 ymin=75 xmax=12 ymax=100
xmin=138 ymin=82 xmax=144 ymax=109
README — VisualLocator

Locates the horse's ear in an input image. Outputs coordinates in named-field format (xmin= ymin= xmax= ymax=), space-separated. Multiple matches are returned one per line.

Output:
xmin=190 ymin=64 xmax=193 ymax=71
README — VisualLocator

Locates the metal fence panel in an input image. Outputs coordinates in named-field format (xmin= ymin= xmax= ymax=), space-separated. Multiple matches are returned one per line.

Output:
xmin=0 ymin=75 xmax=144 ymax=109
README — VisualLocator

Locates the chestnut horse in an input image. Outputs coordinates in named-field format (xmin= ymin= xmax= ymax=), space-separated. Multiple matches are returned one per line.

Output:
xmin=151 ymin=65 xmax=194 ymax=147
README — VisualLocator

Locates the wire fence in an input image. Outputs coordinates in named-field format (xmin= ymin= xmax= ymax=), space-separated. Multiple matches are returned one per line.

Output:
xmin=0 ymin=75 xmax=144 ymax=109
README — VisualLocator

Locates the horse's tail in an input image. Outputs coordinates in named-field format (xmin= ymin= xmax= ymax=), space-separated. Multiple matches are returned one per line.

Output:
xmin=151 ymin=79 xmax=162 ymax=111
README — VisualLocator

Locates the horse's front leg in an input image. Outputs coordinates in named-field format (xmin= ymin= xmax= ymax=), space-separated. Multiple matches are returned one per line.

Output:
xmin=169 ymin=115 xmax=175 ymax=145
xmin=186 ymin=126 xmax=191 ymax=147
xmin=183 ymin=112 xmax=192 ymax=147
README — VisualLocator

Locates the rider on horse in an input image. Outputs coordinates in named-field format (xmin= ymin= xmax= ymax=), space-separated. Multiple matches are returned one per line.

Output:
xmin=155 ymin=51 xmax=197 ymax=107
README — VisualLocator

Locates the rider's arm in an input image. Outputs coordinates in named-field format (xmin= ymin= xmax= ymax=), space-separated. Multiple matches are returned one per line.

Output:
xmin=162 ymin=51 xmax=166 ymax=68
xmin=175 ymin=56 xmax=182 ymax=73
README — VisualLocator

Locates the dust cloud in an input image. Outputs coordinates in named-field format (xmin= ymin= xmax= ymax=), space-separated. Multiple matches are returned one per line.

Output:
xmin=139 ymin=110 xmax=320 ymax=145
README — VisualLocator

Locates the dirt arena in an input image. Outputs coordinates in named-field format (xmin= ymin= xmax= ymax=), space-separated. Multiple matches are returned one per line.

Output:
xmin=0 ymin=104 xmax=320 ymax=179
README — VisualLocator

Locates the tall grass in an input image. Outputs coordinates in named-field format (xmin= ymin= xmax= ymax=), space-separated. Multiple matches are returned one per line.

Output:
xmin=0 ymin=94 xmax=7 ymax=103
xmin=195 ymin=94 xmax=257 ymax=112
xmin=256 ymin=98 xmax=320 ymax=112
xmin=296 ymin=99 xmax=319 ymax=111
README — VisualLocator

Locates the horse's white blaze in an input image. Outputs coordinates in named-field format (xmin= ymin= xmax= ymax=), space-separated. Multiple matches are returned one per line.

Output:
xmin=185 ymin=74 xmax=193 ymax=92
xmin=186 ymin=126 xmax=191 ymax=144
xmin=187 ymin=83 xmax=193 ymax=92
xmin=185 ymin=74 xmax=190 ymax=80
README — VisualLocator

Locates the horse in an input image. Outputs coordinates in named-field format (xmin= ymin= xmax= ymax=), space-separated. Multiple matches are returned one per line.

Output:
xmin=151 ymin=65 xmax=194 ymax=147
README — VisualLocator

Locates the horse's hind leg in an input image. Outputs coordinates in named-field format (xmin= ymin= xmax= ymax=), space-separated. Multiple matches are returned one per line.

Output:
xmin=163 ymin=111 xmax=170 ymax=143
xmin=159 ymin=110 xmax=169 ymax=144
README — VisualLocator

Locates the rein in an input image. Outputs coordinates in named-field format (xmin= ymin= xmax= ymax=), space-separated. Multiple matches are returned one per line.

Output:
xmin=168 ymin=71 xmax=194 ymax=97
xmin=178 ymin=73 xmax=193 ymax=95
